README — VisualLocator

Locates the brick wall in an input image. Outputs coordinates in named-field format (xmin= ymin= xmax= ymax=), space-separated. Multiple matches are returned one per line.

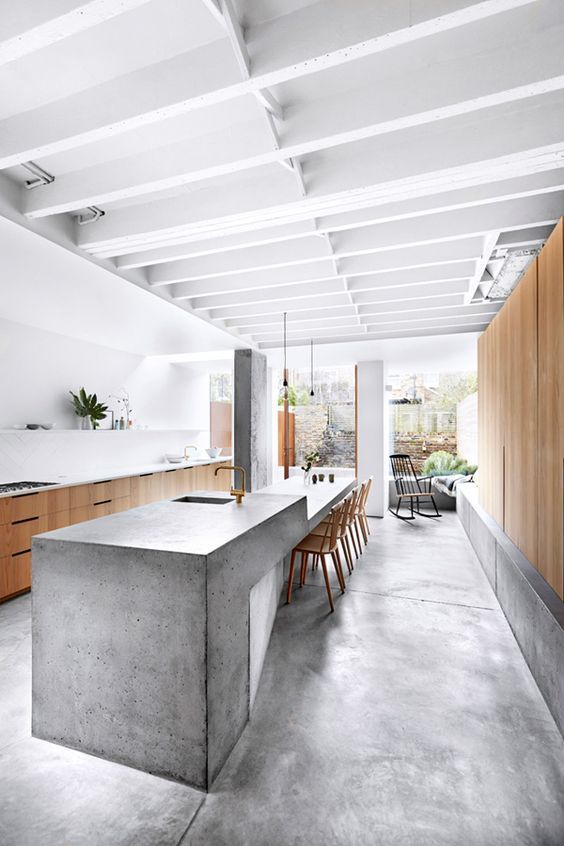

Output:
xmin=294 ymin=404 xmax=356 ymax=468
xmin=392 ymin=432 xmax=458 ymax=473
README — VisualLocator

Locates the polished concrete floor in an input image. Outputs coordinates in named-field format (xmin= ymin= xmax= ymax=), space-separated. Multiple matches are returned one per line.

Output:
xmin=1 ymin=512 xmax=563 ymax=845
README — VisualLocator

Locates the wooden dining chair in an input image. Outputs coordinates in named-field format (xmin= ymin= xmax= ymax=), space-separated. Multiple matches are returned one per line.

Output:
xmin=286 ymin=502 xmax=346 ymax=612
xmin=310 ymin=492 xmax=355 ymax=575
xmin=355 ymin=476 xmax=373 ymax=544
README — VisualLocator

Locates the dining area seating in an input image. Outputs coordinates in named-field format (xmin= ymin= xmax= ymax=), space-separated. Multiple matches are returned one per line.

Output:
xmin=286 ymin=476 xmax=373 ymax=612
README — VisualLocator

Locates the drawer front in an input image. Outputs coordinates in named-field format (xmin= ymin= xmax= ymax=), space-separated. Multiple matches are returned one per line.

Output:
xmin=46 ymin=486 xmax=71 ymax=514
xmin=69 ymin=484 xmax=91 ymax=509
xmin=0 ymin=552 xmax=31 ymax=601
xmin=92 ymin=501 xmax=113 ymax=519
xmin=3 ymin=491 xmax=49 ymax=522
xmin=90 ymin=480 xmax=112 ymax=503
xmin=110 ymin=496 xmax=131 ymax=515
xmin=112 ymin=476 xmax=131 ymax=499
xmin=9 ymin=515 xmax=49 ymax=556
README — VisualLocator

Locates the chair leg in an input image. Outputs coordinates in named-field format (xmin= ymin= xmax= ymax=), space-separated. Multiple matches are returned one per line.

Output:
xmin=340 ymin=537 xmax=353 ymax=574
xmin=286 ymin=549 xmax=297 ymax=604
xmin=332 ymin=549 xmax=346 ymax=593
xmin=299 ymin=552 xmax=308 ymax=586
xmin=343 ymin=534 xmax=354 ymax=572
xmin=349 ymin=525 xmax=360 ymax=559
xmin=319 ymin=555 xmax=335 ymax=612
xmin=363 ymin=510 xmax=371 ymax=535
xmin=357 ymin=513 xmax=368 ymax=545
xmin=354 ymin=517 xmax=363 ymax=551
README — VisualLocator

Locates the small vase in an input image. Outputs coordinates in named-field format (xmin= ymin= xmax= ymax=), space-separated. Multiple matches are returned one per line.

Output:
xmin=81 ymin=416 xmax=93 ymax=430
xmin=303 ymin=469 xmax=311 ymax=485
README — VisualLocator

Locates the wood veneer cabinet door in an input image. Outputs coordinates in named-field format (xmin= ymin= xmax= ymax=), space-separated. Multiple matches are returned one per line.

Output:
xmin=504 ymin=261 xmax=538 ymax=564
xmin=0 ymin=552 xmax=31 ymax=601
xmin=537 ymin=218 xmax=564 ymax=599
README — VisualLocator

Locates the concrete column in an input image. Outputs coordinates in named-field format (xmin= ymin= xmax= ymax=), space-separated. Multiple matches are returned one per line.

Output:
xmin=356 ymin=361 xmax=389 ymax=517
xmin=234 ymin=349 xmax=268 ymax=492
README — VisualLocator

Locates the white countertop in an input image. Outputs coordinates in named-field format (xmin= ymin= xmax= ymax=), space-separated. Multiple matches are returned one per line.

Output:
xmin=0 ymin=456 xmax=232 ymax=498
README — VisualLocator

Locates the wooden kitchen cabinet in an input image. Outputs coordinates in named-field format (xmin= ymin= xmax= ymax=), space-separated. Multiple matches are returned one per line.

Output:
xmin=0 ymin=552 xmax=31 ymax=600
xmin=0 ymin=460 xmax=233 ymax=602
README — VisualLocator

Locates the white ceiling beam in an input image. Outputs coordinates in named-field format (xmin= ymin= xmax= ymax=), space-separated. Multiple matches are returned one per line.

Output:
xmin=496 ymin=224 xmax=554 ymax=246
xmin=109 ymin=170 xmax=564 ymax=264
xmin=76 ymin=97 xmax=564 ymax=251
xmin=147 ymin=235 xmax=483 ymax=285
xmin=0 ymin=0 xmax=152 ymax=66
xmin=227 ymin=301 xmax=503 ymax=332
xmin=249 ymin=313 xmax=495 ymax=342
xmin=24 ymin=24 xmax=564 ymax=219
xmin=218 ymin=292 xmax=468 ymax=324
xmin=206 ymin=281 xmax=470 ymax=320
xmin=257 ymin=323 xmax=487 ymax=349
xmin=0 ymin=0 xmax=537 ymax=168
xmin=169 ymin=259 xmax=475 ymax=302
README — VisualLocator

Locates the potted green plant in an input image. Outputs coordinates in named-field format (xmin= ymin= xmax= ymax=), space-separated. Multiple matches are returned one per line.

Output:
xmin=301 ymin=449 xmax=320 ymax=485
xmin=69 ymin=388 xmax=109 ymax=430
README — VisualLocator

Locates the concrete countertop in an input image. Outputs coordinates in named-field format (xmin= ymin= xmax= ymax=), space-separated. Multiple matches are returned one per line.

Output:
xmin=0 ymin=455 xmax=232 ymax=498
xmin=256 ymin=474 xmax=357 ymax=528
xmin=34 ymin=475 xmax=355 ymax=557
xmin=34 ymin=492 xmax=305 ymax=557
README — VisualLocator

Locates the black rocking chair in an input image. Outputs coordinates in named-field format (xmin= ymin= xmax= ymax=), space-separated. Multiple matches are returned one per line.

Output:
xmin=389 ymin=454 xmax=442 ymax=520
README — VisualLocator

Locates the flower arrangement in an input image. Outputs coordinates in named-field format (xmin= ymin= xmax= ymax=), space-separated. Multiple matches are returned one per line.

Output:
xmin=301 ymin=450 xmax=320 ymax=473
xmin=69 ymin=388 xmax=108 ymax=429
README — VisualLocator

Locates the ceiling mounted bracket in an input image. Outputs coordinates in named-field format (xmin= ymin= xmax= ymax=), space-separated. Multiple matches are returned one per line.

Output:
xmin=22 ymin=161 xmax=55 ymax=189
xmin=77 ymin=206 xmax=106 ymax=225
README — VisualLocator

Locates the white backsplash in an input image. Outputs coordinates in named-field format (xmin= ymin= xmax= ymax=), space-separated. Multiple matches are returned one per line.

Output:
xmin=0 ymin=430 xmax=210 ymax=482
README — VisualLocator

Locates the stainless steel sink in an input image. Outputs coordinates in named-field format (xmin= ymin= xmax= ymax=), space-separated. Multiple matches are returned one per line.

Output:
xmin=174 ymin=495 xmax=234 ymax=505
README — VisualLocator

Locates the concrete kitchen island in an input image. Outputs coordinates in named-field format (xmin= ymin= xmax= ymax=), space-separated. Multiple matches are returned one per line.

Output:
xmin=31 ymin=476 xmax=355 ymax=791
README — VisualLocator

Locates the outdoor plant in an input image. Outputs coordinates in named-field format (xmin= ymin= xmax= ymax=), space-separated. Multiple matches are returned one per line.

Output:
xmin=301 ymin=449 xmax=320 ymax=473
xmin=69 ymin=387 xmax=108 ymax=429
xmin=422 ymin=450 xmax=477 ymax=477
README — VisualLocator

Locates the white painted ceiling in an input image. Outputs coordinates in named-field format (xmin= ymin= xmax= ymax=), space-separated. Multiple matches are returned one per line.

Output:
xmin=0 ymin=0 xmax=563 ymax=351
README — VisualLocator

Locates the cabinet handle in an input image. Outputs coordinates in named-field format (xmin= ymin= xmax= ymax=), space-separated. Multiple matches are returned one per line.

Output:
xmin=12 ymin=549 xmax=31 ymax=557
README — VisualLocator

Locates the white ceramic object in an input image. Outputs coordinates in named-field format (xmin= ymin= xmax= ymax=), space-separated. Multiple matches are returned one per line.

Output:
xmin=165 ymin=454 xmax=184 ymax=464
xmin=13 ymin=424 xmax=26 ymax=430
xmin=40 ymin=423 xmax=56 ymax=430
xmin=205 ymin=447 xmax=222 ymax=459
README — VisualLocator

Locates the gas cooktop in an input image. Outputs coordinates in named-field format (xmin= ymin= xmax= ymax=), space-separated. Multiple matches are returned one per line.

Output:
xmin=0 ymin=481 xmax=57 ymax=494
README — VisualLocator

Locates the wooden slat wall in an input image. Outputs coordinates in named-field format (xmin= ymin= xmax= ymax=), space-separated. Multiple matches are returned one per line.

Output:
xmin=478 ymin=218 xmax=563 ymax=599
xmin=537 ymin=219 xmax=564 ymax=599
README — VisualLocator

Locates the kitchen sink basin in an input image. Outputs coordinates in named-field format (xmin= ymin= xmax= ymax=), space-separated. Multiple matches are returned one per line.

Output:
xmin=174 ymin=495 xmax=234 ymax=505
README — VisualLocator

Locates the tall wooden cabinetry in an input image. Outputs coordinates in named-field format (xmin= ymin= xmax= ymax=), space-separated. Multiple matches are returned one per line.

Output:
xmin=478 ymin=219 xmax=563 ymax=599
xmin=0 ymin=462 xmax=231 ymax=603
xmin=537 ymin=219 xmax=564 ymax=596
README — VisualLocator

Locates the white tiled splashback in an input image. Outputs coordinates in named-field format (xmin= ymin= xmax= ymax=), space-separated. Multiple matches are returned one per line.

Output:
xmin=0 ymin=430 xmax=208 ymax=482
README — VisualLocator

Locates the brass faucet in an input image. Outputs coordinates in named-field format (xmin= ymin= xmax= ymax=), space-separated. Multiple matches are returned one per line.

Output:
xmin=215 ymin=465 xmax=246 ymax=504
xmin=184 ymin=445 xmax=198 ymax=460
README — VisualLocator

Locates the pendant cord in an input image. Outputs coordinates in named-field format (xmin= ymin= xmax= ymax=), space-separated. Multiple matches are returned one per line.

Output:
xmin=282 ymin=312 xmax=288 ymax=388
xmin=310 ymin=337 xmax=314 ymax=396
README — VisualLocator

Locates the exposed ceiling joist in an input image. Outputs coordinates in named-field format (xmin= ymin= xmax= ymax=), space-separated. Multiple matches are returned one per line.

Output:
xmin=0 ymin=0 xmax=537 ymax=169
xmin=0 ymin=0 xmax=152 ymax=66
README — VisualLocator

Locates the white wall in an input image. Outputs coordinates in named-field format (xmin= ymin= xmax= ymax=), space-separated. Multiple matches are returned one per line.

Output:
xmin=457 ymin=392 xmax=478 ymax=465
xmin=357 ymin=361 xmax=388 ymax=517
xmin=0 ymin=316 xmax=210 ymax=434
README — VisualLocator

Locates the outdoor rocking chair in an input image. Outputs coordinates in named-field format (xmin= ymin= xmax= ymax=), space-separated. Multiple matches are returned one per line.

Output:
xmin=389 ymin=454 xmax=442 ymax=520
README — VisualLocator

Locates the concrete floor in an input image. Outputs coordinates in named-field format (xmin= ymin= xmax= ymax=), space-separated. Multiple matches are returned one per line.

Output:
xmin=1 ymin=512 xmax=563 ymax=845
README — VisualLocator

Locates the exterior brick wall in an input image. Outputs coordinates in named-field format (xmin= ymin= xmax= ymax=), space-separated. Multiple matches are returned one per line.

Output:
xmin=392 ymin=432 xmax=458 ymax=473
xmin=294 ymin=404 xmax=356 ymax=469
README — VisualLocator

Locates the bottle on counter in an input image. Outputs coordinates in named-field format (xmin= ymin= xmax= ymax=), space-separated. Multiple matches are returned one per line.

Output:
xmin=119 ymin=416 xmax=125 ymax=430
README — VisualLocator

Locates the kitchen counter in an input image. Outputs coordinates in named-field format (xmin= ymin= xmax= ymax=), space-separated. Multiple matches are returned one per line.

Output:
xmin=0 ymin=455 xmax=232 ymax=497
xmin=31 ymin=475 xmax=355 ymax=791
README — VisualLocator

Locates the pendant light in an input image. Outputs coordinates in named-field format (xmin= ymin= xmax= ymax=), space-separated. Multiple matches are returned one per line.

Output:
xmin=282 ymin=312 xmax=289 ymax=396
xmin=309 ymin=338 xmax=315 ymax=397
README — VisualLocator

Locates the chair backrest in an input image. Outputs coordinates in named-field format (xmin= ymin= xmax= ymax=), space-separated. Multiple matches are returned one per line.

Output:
xmin=359 ymin=476 xmax=373 ymax=511
xmin=339 ymin=493 xmax=354 ymax=534
xmin=389 ymin=455 xmax=422 ymax=495
xmin=347 ymin=485 xmax=361 ymax=524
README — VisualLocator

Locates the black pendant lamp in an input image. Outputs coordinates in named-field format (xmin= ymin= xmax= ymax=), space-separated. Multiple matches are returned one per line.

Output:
xmin=309 ymin=338 xmax=315 ymax=397
xmin=282 ymin=312 xmax=289 ymax=395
